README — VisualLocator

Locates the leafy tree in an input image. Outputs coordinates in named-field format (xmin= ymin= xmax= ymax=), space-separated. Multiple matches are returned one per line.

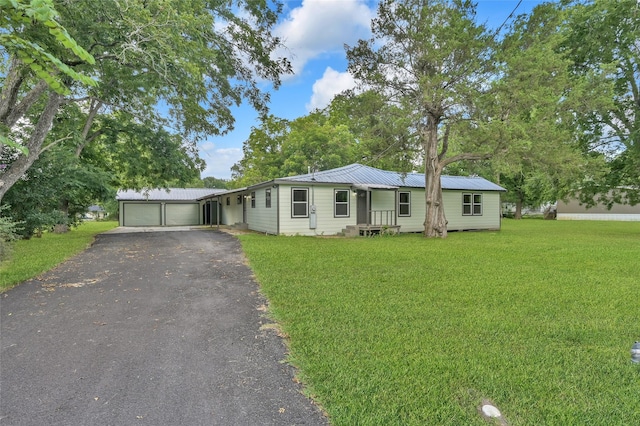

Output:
xmin=563 ymin=0 xmax=640 ymax=205
xmin=202 ymin=177 xmax=230 ymax=189
xmin=231 ymin=115 xmax=290 ymax=186
xmin=1 ymin=0 xmax=291 ymax=202
xmin=0 ymin=205 xmax=22 ymax=262
xmin=232 ymin=110 xmax=359 ymax=186
xmin=3 ymin=148 xmax=113 ymax=238
xmin=281 ymin=112 xmax=357 ymax=176
xmin=74 ymin=112 xmax=205 ymax=190
xmin=1 ymin=0 xmax=96 ymax=192
xmin=480 ymin=2 xmax=600 ymax=218
xmin=346 ymin=0 xmax=497 ymax=238
xmin=327 ymin=91 xmax=420 ymax=173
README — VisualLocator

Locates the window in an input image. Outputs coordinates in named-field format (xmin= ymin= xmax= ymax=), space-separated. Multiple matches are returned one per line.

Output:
xmin=237 ymin=195 xmax=242 ymax=205
xmin=265 ymin=188 xmax=271 ymax=208
xmin=398 ymin=192 xmax=411 ymax=216
xmin=334 ymin=189 xmax=349 ymax=217
xmin=291 ymin=188 xmax=308 ymax=218
xmin=250 ymin=192 xmax=256 ymax=208
xmin=226 ymin=197 xmax=230 ymax=206
xmin=463 ymin=193 xmax=483 ymax=216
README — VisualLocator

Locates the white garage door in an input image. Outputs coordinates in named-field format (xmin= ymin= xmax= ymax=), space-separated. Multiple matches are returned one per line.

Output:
xmin=123 ymin=203 xmax=162 ymax=226
xmin=166 ymin=203 xmax=200 ymax=226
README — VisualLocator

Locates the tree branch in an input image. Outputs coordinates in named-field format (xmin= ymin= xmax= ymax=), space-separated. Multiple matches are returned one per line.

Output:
xmin=39 ymin=135 xmax=74 ymax=155
xmin=437 ymin=123 xmax=451 ymax=162
xmin=0 ymin=56 xmax=24 ymax=124
xmin=440 ymin=152 xmax=492 ymax=168
xmin=5 ymin=80 xmax=50 ymax=129
xmin=75 ymin=99 xmax=104 ymax=157
xmin=0 ymin=92 xmax=64 ymax=202
xmin=621 ymin=57 xmax=639 ymax=108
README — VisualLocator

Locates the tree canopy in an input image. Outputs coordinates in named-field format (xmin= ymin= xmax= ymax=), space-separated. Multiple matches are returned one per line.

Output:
xmin=562 ymin=0 xmax=640 ymax=206
xmin=1 ymin=0 xmax=291 ymax=203
xmin=1 ymin=0 xmax=291 ymax=236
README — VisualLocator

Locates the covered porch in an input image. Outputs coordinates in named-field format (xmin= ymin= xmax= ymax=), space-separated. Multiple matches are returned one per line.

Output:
xmin=346 ymin=184 xmax=401 ymax=236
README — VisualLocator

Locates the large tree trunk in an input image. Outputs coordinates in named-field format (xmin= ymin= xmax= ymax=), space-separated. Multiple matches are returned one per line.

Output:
xmin=514 ymin=197 xmax=523 ymax=219
xmin=423 ymin=122 xmax=448 ymax=238
xmin=0 ymin=92 xmax=63 ymax=203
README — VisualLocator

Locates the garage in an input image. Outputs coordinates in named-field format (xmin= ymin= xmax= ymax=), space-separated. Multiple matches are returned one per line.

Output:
xmin=122 ymin=203 xmax=162 ymax=226
xmin=166 ymin=203 xmax=200 ymax=226
xmin=117 ymin=188 xmax=225 ymax=227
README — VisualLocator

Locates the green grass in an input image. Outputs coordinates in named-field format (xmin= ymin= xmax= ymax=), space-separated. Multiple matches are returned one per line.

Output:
xmin=238 ymin=220 xmax=640 ymax=425
xmin=0 ymin=221 xmax=118 ymax=291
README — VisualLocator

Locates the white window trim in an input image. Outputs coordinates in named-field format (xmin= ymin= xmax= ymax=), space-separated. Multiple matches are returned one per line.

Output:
xmin=291 ymin=187 xmax=309 ymax=218
xmin=265 ymin=188 xmax=271 ymax=208
xmin=334 ymin=189 xmax=350 ymax=218
xmin=398 ymin=191 xmax=411 ymax=217
xmin=463 ymin=193 xmax=483 ymax=216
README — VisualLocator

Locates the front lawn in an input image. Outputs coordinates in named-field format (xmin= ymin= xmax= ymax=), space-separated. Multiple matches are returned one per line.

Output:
xmin=239 ymin=220 xmax=640 ymax=425
xmin=0 ymin=221 xmax=118 ymax=291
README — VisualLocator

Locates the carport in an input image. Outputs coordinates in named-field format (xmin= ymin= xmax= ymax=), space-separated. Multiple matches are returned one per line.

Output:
xmin=117 ymin=188 xmax=224 ymax=227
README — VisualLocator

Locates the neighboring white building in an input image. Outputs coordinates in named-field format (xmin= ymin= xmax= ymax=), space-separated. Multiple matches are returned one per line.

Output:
xmin=200 ymin=164 xmax=506 ymax=236
xmin=557 ymin=195 xmax=640 ymax=221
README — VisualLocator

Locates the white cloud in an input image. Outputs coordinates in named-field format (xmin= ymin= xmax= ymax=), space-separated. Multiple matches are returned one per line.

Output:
xmin=199 ymin=143 xmax=242 ymax=179
xmin=274 ymin=0 xmax=374 ymax=77
xmin=199 ymin=141 xmax=216 ymax=151
xmin=306 ymin=67 xmax=357 ymax=111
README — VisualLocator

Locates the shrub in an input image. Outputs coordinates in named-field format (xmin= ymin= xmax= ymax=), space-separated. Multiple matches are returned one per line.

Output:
xmin=0 ymin=206 xmax=23 ymax=261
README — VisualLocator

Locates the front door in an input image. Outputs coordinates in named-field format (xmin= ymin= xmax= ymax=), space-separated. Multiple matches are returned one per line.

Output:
xmin=357 ymin=190 xmax=370 ymax=225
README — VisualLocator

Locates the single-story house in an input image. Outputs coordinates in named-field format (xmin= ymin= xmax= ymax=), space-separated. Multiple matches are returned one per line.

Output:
xmin=117 ymin=188 xmax=225 ymax=226
xmin=199 ymin=164 xmax=506 ymax=236
xmin=85 ymin=205 xmax=107 ymax=220
xmin=557 ymin=195 xmax=640 ymax=221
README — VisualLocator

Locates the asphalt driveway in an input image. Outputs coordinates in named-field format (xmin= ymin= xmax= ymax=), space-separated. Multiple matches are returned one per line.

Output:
xmin=0 ymin=229 xmax=327 ymax=425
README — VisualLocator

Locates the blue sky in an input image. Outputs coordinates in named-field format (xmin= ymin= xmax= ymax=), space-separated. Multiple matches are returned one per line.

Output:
xmin=200 ymin=0 xmax=547 ymax=180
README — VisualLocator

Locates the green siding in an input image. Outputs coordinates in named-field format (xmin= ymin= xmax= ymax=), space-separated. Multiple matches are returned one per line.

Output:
xmin=247 ymin=187 xmax=278 ymax=234
xmin=444 ymin=191 xmax=501 ymax=230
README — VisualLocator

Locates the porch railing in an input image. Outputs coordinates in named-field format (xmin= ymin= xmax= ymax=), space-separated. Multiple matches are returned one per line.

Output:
xmin=369 ymin=210 xmax=397 ymax=226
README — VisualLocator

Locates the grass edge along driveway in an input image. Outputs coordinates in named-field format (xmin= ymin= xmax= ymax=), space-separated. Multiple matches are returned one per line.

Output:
xmin=238 ymin=219 xmax=640 ymax=426
xmin=0 ymin=221 xmax=118 ymax=291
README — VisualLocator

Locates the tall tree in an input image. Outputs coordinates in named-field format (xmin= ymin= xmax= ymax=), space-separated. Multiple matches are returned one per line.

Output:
xmin=231 ymin=114 xmax=290 ymax=186
xmin=202 ymin=176 xmax=229 ymax=189
xmin=0 ymin=0 xmax=291 ymax=202
xmin=1 ymin=0 xmax=96 ymax=194
xmin=346 ymin=0 xmax=497 ymax=238
xmin=231 ymin=111 xmax=359 ymax=186
xmin=481 ymin=2 xmax=601 ymax=218
xmin=3 ymin=147 xmax=113 ymax=238
xmin=328 ymin=91 xmax=420 ymax=172
xmin=563 ymin=0 xmax=640 ymax=205
xmin=281 ymin=112 xmax=357 ymax=176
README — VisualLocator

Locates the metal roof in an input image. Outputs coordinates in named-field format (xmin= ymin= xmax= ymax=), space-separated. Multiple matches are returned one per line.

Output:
xmin=275 ymin=164 xmax=506 ymax=192
xmin=116 ymin=188 xmax=225 ymax=201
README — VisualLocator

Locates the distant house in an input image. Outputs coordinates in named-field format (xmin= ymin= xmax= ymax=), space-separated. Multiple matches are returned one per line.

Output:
xmin=116 ymin=188 xmax=225 ymax=226
xmin=85 ymin=205 xmax=107 ymax=220
xmin=557 ymin=195 xmax=640 ymax=221
xmin=199 ymin=164 xmax=506 ymax=236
